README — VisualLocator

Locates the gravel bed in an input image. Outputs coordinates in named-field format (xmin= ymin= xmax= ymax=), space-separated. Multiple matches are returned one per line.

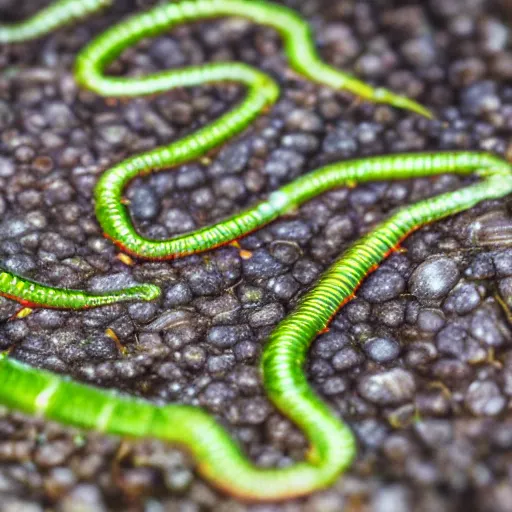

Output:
xmin=1 ymin=0 xmax=512 ymax=510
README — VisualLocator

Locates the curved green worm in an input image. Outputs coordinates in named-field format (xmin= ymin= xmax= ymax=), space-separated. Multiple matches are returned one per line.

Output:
xmin=1 ymin=0 xmax=512 ymax=503
xmin=0 ymin=269 xmax=160 ymax=308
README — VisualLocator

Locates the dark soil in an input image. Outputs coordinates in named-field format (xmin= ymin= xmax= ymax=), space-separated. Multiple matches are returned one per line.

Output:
xmin=1 ymin=0 xmax=512 ymax=511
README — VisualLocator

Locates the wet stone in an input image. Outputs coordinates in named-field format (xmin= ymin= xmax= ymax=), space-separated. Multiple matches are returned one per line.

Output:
xmin=345 ymin=299 xmax=371 ymax=323
xmin=443 ymin=283 xmax=481 ymax=315
xmin=313 ymin=331 xmax=351 ymax=359
xmin=409 ymin=257 xmax=459 ymax=301
xmin=59 ymin=484 xmax=107 ymax=512
xmin=206 ymin=325 xmax=251 ymax=349
xmin=207 ymin=354 xmax=235 ymax=376
xmin=322 ymin=127 xmax=358 ymax=157
xmin=34 ymin=440 xmax=74 ymax=468
xmin=242 ymin=249 xmax=286 ymax=280
xmin=248 ymin=303 xmax=284 ymax=328
xmin=270 ymin=220 xmax=312 ymax=243
xmin=372 ymin=484 xmax=411 ymax=512
xmin=127 ymin=302 xmax=159 ymax=323
xmin=84 ymin=335 xmax=119 ymax=361
xmin=470 ymin=309 xmax=506 ymax=347
xmin=233 ymin=340 xmax=258 ymax=362
xmin=267 ymin=274 xmax=300 ymax=300
xmin=461 ymin=80 xmax=501 ymax=115
xmin=163 ymin=208 xmax=195 ymax=234
xmin=183 ymin=265 xmax=223 ymax=296
xmin=465 ymin=380 xmax=506 ymax=416
xmin=354 ymin=418 xmax=389 ymax=449
xmin=87 ymin=273 xmax=136 ymax=293
xmin=195 ymin=294 xmax=240 ymax=323
xmin=436 ymin=325 xmax=467 ymax=357
xmin=182 ymin=345 xmax=206 ymax=370
xmin=128 ymin=185 xmax=159 ymax=220
xmin=493 ymin=250 xmax=512 ymax=277
xmin=417 ymin=308 xmax=445 ymax=332
xmin=163 ymin=282 xmax=193 ymax=307
xmin=209 ymin=140 xmax=251 ymax=175
xmin=264 ymin=148 xmax=305 ymax=181
xmin=268 ymin=241 xmax=301 ymax=265
xmin=360 ymin=269 xmax=406 ymax=303
xmin=3 ymin=254 xmax=36 ymax=274
xmin=332 ymin=347 xmax=364 ymax=371
xmin=237 ymin=397 xmax=271 ymax=425
xmin=374 ymin=300 xmax=406 ymax=327
xmin=0 ymin=156 xmax=15 ymax=178
xmin=414 ymin=420 xmax=453 ymax=448
xmin=292 ymin=259 xmax=321 ymax=285
xmin=281 ymin=133 xmax=319 ymax=153
xmin=176 ymin=165 xmax=205 ymax=190
xmin=358 ymin=369 xmax=416 ymax=405
xmin=500 ymin=277 xmax=512 ymax=309
xmin=364 ymin=337 xmax=401 ymax=363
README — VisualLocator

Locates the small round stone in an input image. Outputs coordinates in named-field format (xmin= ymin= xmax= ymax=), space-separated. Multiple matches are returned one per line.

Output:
xmin=332 ymin=347 xmax=364 ymax=371
xmin=417 ymin=308 xmax=445 ymax=332
xmin=129 ymin=185 xmax=159 ymax=220
xmin=465 ymin=381 xmax=506 ymax=416
xmin=360 ymin=269 xmax=406 ymax=303
xmin=358 ymin=369 xmax=416 ymax=405
xmin=409 ymin=257 xmax=459 ymax=301
xmin=364 ymin=337 xmax=401 ymax=363
xmin=443 ymin=283 xmax=481 ymax=315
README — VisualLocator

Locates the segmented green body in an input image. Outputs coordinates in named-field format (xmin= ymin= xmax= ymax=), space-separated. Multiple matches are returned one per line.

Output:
xmin=0 ymin=270 xmax=160 ymax=308
xmin=0 ymin=0 xmax=112 ymax=43
xmin=1 ymin=0 xmax=512 ymax=503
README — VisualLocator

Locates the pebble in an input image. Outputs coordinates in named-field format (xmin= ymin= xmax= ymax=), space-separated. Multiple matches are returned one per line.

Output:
xmin=363 ymin=337 xmax=401 ymax=363
xmin=207 ymin=325 xmax=251 ymax=349
xmin=465 ymin=381 xmax=506 ymax=416
xmin=128 ymin=185 xmax=160 ymax=220
xmin=360 ymin=269 xmax=406 ymax=303
xmin=409 ymin=257 xmax=459 ymax=301
xmin=460 ymin=80 xmax=501 ymax=115
xmin=182 ymin=265 xmax=223 ymax=296
xmin=248 ymin=303 xmax=284 ymax=328
xmin=2 ymin=0 xmax=511 ymax=509
xmin=417 ymin=308 xmax=445 ymax=332
xmin=470 ymin=308 xmax=506 ymax=347
xmin=332 ymin=347 xmax=364 ymax=371
xmin=358 ymin=369 xmax=416 ymax=405
xmin=242 ymin=249 xmax=286 ymax=279
xmin=443 ymin=283 xmax=481 ymax=314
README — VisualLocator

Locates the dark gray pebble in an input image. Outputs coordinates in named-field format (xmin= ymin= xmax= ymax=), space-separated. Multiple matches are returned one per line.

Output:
xmin=164 ymin=282 xmax=193 ymax=307
xmin=128 ymin=185 xmax=159 ymax=220
xmin=417 ymin=308 xmax=445 ymax=332
xmin=364 ymin=337 xmax=401 ymax=363
xmin=465 ymin=380 xmax=506 ymax=416
xmin=358 ymin=369 xmax=416 ymax=405
xmin=360 ymin=269 xmax=406 ymax=303
xmin=409 ymin=257 xmax=459 ymax=301
xmin=332 ymin=347 xmax=364 ymax=371
xmin=248 ymin=303 xmax=284 ymax=328
xmin=183 ymin=265 xmax=223 ymax=296
xmin=470 ymin=308 xmax=506 ymax=347
xmin=243 ymin=249 xmax=286 ymax=280
xmin=443 ymin=283 xmax=481 ymax=315
xmin=207 ymin=325 xmax=251 ymax=349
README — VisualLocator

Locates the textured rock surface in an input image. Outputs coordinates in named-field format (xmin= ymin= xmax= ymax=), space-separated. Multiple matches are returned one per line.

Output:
xmin=1 ymin=0 xmax=512 ymax=510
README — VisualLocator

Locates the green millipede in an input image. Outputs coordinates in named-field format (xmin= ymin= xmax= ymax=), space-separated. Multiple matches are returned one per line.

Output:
xmin=1 ymin=0 xmax=512 ymax=502
xmin=0 ymin=270 xmax=161 ymax=309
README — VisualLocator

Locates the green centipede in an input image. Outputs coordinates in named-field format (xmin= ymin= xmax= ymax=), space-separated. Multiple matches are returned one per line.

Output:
xmin=1 ymin=0 xmax=512 ymax=503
